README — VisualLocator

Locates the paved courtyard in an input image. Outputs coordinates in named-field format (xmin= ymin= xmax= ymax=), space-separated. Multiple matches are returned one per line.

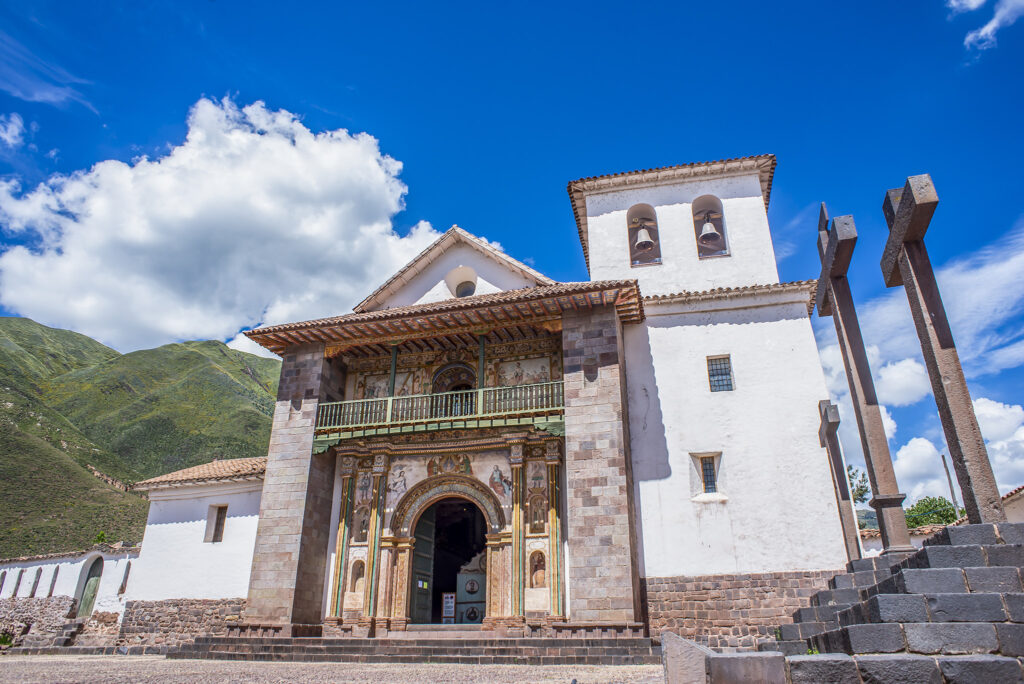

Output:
xmin=0 ymin=655 xmax=664 ymax=684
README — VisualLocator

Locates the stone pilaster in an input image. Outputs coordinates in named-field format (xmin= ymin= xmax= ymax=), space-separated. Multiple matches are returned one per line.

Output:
xmin=329 ymin=458 xmax=357 ymax=618
xmin=362 ymin=450 xmax=389 ymax=621
xmin=561 ymin=307 xmax=640 ymax=623
xmin=245 ymin=343 xmax=336 ymax=628
xmin=509 ymin=438 xmax=526 ymax=617
xmin=545 ymin=440 xmax=564 ymax=618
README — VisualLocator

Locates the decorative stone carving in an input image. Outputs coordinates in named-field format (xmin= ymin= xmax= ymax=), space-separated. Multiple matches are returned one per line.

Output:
xmin=389 ymin=474 xmax=506 ymax=536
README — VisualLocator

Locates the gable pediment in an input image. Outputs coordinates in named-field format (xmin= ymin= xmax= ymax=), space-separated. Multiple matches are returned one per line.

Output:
xmin=355 ymin=226 xmax=554 ymax=312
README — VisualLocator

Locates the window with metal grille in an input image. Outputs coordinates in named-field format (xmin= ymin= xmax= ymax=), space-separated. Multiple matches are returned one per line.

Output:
xmin=707 ymin=356 xmax=733 ymax=392
xmin=701 ymin=457 xmax=718 ymax=493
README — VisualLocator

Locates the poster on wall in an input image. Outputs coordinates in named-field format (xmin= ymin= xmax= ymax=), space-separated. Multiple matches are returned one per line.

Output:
xmin=442 ymin=592 xmax=456 ymax=619
xmin=495 ymin=357 xmax=551 ymax=387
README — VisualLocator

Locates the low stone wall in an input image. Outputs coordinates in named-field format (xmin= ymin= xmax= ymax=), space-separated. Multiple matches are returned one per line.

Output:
xmin=117 ymin=598 xmax=246 ymax=649
xmin=76 ymin=611 xmax=122 ymax=647
xmin=0 ymin=596 xmax=76 ymax=640
xmin=644 ymin=569 xmax=840 ymax=650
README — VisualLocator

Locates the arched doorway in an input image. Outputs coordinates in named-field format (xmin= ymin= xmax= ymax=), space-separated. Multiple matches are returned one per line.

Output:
xmin=409 ymin=497 xmax=487 ymax=624
xmin=77 ymin=557 xmax=103 ymax=618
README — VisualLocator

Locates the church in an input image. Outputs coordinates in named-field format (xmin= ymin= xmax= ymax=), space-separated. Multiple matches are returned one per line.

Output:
xmin=1 ymin=154 xmax=853 ymax=652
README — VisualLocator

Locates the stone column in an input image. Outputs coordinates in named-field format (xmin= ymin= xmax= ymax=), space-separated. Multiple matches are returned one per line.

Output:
xmin=816 ymin=207 xmax=914 ymax=555
xmin=881 ymin=176 xmax=1005 ymax=524
xmin=545 ymin=440 xmax=564 ymax=619
xmin=561 ymin=306 xmax=641 ymax=624
xmin=509 ymin=438 xmax=526 ymax=618
xmin=245 ymin=343 xmax=338 ymax=630
xmin=361 ymin=450 xmax=390 ymax=632
xmin=329 ymin=458 xmax=357 ymax=618
xmin=819 ymin=401 xmax=862 ymax=562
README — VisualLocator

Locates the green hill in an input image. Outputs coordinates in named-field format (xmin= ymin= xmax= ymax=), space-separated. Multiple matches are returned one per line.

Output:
xmin=0 ymin=317 xmax=281 ymax=558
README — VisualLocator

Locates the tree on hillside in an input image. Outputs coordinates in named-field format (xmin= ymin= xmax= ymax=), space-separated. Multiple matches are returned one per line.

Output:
xmin=847 ymin=465 xmax=869 ymax=505
xmin=905 ymin=496 xmax=962 ymax=526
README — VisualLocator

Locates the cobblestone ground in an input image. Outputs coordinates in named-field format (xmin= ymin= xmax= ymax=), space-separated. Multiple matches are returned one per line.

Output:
xmin=0 ymin=656 xmax=664 ymax=684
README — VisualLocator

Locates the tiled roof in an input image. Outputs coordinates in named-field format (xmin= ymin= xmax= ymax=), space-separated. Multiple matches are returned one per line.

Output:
xmin=566 ymin=154 xmax=777 ymax=272
xmin=644 ymin=280 xmax=818 ymax=315
xmin=245 ymin=279 xmax=645 ymax=354
xmin=133 ymin=457 xmax=267 ymax=491
xmin=0 ymin=542 xmax=140 ymax=565
xmin=353 ymin=226 xmax=555 ymax=313
xmin=859 ymin=524 xmax=946 ymax=540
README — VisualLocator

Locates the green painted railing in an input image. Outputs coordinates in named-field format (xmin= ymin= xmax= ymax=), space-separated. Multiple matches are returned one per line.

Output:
xmin=316 ymin=380 xmax=564 ymax=431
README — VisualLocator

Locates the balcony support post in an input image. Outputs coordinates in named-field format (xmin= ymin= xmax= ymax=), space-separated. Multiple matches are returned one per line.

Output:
xmin=477 ymin=334 xmax=486 ymax=416
xmin=387 ymin=344 xmax=398 ymax=396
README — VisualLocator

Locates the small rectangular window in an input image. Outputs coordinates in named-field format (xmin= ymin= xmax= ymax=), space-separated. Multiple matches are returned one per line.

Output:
xmin=204 ymin=505 xmax=228 ymax=543
xmin=701 ymin=457 xmax=718 ymax=494
xmin=707 ymin=356 xmax=734 ymax=392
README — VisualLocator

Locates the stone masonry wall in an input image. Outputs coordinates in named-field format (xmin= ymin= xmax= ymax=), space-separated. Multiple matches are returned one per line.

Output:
xmin=117 ymin=598 xmax=246 ymax=649
xmin=561 ymin=307 xmax=641 ymax=623
xmin=645 ymin=569 xmax=840 ymax=650
xmin=0 ymin=596 xmax=75 ymax=639
xmin=246 ymin=343 xmax=336 ymax=626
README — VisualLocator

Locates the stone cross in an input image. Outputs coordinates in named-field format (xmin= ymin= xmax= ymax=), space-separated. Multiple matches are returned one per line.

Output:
xmin=816 ymin=203 xmax=914 ymax=554
xmin=819 ymin=400 xmax=862 ymax=561
xmin=881 ymin=175 xmax=1006 ymax=523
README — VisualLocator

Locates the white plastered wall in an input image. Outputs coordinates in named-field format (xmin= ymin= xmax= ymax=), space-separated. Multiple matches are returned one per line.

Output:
xmin=584 ymin=172 xmax=780 ymax=295
xmin=0 ymin=551 xmax=138 ymax=617
xmin=126 ymin=481 xmax=261 ymax=601
xmin=625 ymin=293 xmax=849 ymax=578
xmin=373 ymin=243 xmax=539 ymax=310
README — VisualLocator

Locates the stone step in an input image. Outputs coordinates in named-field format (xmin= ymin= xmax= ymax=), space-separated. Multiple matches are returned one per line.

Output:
xmin=793 ymin=603 xmax=854 ymax=624
xmin=922 ymin=522 xmax=1024 ymax=547
xmin=171 ymin=648 xmax=663 ymax=665
xmin=829 ymin=568 xmax=893 ymax=590
xmin=900 ymin=544 xmax=1024 ymax=571
xmin=811 ymin=587 xmax=863 ymax=607
xmin=788 ymin=652 xmax=1024 ymax=684
xmin=847 ymin=554 xmax=910 ymax=574
xmin=779 ymin=622 xmax=830 ymax=641
xmin=190 ymin=636 xmax=656 ymax=648
xmin=757 ymin=638 xmax=808 ymax=657
xmin=838 ymin=592 xmax=1014 ymax=626
xmin=810 ymin=621 xmax=1022 ymax=656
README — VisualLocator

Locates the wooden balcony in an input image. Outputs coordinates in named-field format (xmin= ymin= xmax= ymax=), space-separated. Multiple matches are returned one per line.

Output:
xmin=314 ymin=381 xmax=565 ymax=444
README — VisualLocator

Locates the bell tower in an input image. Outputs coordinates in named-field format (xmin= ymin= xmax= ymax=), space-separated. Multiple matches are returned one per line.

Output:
xmin=567 ymin=155 xmax=780 ymax=296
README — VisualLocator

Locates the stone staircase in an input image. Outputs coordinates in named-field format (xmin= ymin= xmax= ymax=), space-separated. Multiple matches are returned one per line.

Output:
xmin=758 ymin=521 xmax=1024 ymax=681
xmin=168 ymin=634 xmax=662 ymax=665
xmin=10 ymin=617 xmax=87 ymax=651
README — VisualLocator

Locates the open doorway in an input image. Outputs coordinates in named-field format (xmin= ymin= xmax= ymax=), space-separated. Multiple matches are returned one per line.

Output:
xmin=409 ymin=497 xmax=487 ymax=624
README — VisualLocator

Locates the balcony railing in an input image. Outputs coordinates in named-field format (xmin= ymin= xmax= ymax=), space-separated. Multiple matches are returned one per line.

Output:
xmin=316 ymin=380 xmax=564 ymax=433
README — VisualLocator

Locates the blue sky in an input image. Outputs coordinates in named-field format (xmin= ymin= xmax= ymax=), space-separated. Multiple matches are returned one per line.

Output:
xmin=1 ymin=1 xmax=1023 ymax=505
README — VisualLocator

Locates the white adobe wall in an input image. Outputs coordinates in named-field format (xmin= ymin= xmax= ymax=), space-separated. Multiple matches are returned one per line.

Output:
xmin=584 ymin=172 xmax=779 ymax=295
xmin=0 ymin=550 xmax=137 ymax=616
xmin=374 ymin=243 xmax=539 ymax=310
xmin=625 ymin=292 xmax=849 ymax=578
xmin=127 ymin=481 xmax=261 ymax=601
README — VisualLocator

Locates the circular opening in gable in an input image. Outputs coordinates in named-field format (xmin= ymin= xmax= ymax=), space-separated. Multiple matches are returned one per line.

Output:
xmin=445 ymin=265 xmax=477 ymax=298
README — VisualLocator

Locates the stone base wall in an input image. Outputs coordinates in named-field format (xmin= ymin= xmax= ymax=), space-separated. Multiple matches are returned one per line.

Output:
xmin=76 ymin=611 xmax=122 ymax=647
xmin=117 ymin=598 xmax=246 ymax=649
xmin=0 ymin=596 xmax=75 ymax=639
xmin=644 ymin=569 xmax=841 ymax=650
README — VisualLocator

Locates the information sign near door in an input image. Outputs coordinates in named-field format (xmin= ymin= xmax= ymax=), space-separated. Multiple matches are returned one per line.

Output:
xmin=442 ymin=592 xmax=456 ymax=624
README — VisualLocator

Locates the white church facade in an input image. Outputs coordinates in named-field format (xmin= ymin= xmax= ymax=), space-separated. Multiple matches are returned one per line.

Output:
xmin=0 ymin=155 xmax=858 ymax=651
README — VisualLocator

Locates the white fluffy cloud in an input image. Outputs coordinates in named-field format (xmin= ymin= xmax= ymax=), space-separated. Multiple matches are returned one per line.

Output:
xmin=893 ymin=437 xmax=949 ymax=503
xmin=973 ymin=397 xmax=1024 ymax=492
xmin=947 ymin=0 xmax=1024 ymax=49
xmin=875 ymin=358 xmax=931 ymax=407
xmin=0 ymin=97 xmax=443 ymax=355
xmin=0 ymin=112 xmax=24 ymax=148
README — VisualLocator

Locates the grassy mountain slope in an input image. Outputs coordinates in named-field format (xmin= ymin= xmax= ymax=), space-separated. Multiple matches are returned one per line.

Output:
xmin=0 ymin=317 xmax=281 ymax=557
xmin=43 ymin=340 xmax=280 ymax=479
xmin=0 ymin=428 xmax=148 ymax=558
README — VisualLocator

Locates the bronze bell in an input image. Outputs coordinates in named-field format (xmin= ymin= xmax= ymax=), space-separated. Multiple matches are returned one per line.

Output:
xmin=634 ymin=227 xmax=655 ymax=251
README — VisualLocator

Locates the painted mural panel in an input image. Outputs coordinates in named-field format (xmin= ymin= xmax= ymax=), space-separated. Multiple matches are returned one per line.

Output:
xmin=494 ymin=357 xmax=551 ymax=387
xmin=356 ymin=371 xmax=419 ymax=399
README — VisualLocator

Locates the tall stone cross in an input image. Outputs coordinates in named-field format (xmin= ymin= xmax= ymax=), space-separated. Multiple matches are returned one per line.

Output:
xmin=816 ymin=203 xmax=914 ymax=554
xmin=819 ymin=400 xmax=862 ymax=561
xmin=881 ymin=175 xmax=1006 ymax=523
